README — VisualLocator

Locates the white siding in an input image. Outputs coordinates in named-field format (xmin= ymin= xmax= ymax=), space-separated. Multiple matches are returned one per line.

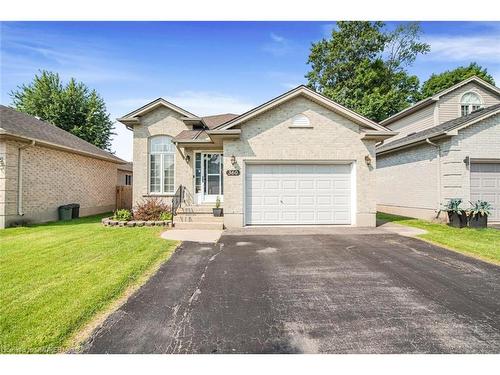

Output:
xmin=438 ymin=82 xmax=500 ymax=123
xmin=385 ymin=103 xmax=436 ymax=143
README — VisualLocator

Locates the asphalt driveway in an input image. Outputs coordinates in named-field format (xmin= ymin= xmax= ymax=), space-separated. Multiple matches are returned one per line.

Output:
xmin=83 ymin=228 xmax=500 ymax=354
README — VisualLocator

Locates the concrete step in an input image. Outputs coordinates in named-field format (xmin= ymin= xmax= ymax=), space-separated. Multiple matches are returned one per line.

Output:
xmin=178 ymin=206 xmax=222 ymax=214
xmin=175 ymin=215 xmax=224 ymax=223
xmin=173 ymin=221 xmax=224 ymax=230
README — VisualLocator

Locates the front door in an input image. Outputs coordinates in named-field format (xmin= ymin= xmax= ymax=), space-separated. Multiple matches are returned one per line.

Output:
xmin=195 ymin=153 xmax=223 ymax=203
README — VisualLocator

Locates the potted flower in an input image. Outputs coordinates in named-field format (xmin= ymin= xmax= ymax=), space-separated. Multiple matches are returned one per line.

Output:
xmin=213 ymin=196 xmax=223 ymax=217
xmin=442 ymin=198 xmax=467 ymax=228
xmin=468 ymin=200 xmax=492 ymax=228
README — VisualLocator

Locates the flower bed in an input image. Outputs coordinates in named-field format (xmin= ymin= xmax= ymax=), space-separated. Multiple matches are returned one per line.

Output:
xmin=101 ymin=217 xmax=172 ymax=227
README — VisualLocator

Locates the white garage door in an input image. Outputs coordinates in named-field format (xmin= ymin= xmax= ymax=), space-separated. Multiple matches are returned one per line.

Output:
xmin=245 ymin=164 xmax=352 ymax=225
xmin=471 ymin=163 xmax=500 ymax=222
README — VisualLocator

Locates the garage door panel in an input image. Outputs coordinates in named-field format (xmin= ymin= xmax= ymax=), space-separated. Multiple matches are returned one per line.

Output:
xmin=471 ymin=163 xmax=500 ymax=222
xmin=246 ymin=163 xmax=352 ymax=225
xmin=298 ymin=180 xmax=314 ymax=189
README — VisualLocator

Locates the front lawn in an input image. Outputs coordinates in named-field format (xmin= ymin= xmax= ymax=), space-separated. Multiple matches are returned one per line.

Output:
xmin=0 ymin=214 xmax=178 ymax=353
xmin=377 ymin=212 xmax=500 ymax=264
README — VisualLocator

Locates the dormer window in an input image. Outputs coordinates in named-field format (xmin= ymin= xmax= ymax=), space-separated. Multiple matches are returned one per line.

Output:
xmin=460 ymin=92 xmax=482 ymax=116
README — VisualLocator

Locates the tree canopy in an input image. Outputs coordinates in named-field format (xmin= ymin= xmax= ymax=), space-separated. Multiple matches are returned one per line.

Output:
xmin=10 ymin=71 xmax=114 ymax=151
xmin=420 ymin=62 xmax=495 ymax=98
xmin=306 ymin=21 xmax=430 ymax=122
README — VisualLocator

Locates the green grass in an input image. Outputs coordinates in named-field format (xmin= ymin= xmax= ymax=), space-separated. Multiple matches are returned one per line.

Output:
xmin=0 ymin=214 xmax=178 ymax=353
xmin=377 ymin=212 xmax=500 ymax=264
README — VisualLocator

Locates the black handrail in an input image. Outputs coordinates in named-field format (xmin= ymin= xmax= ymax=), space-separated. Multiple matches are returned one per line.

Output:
xmin=171 ymin=185 xmax=184 ymax=217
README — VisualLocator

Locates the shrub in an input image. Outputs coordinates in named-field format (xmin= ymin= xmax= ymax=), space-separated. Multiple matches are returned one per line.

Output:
xmin=133 ymin=198 xmax=171 ymax=221
xmin=159 ymin=212 xmax=172 ymax=221
xmin=469 ymin=200 xmax=492 ymax=217
xmin=441 ymin=198 xmax=464 ymax=213
xmin=113 ymin=209 xmax=132 ymax=221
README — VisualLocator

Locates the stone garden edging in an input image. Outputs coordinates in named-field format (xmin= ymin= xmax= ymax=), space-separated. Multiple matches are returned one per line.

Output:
xmin=101 ymin=217 xmax=173 ymax=228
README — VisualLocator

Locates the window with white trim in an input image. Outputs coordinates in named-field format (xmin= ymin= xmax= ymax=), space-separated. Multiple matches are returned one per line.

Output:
xmin=460 ymin=92 xmax=482 ymax=116
xmin=149 ymin=136 xmax=175 ymax=194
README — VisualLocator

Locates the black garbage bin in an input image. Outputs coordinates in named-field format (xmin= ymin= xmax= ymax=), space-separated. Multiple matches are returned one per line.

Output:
xmin=68 ymin=203 xmax=80 ymax=219
xmin=58 ymin=205 xmax=73 ymax=221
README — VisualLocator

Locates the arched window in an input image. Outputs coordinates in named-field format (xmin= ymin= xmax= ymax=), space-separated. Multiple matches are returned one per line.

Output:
xmin=460 ymin=92 xmax=482 ymax=116
xmin=149 ymin=136 xmax=175 ymax=194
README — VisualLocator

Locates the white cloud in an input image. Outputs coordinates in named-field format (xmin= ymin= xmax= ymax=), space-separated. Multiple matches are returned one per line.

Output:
xmin=1 ymin=24 xmax=142 ymax=84
xmin=166 ymin=91 xmax=255 ymax=116
xmin=263 ymin=32 xmax=292 ymax=57
xmin=270 ymin=32 xmax=285 ymax=43
xmin=424 ymin=35 xmax=500 ymax=63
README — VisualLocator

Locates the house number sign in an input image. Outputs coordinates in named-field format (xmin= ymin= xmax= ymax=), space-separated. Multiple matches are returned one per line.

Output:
xmin=226 ymin=169 xmax=240 ymax=176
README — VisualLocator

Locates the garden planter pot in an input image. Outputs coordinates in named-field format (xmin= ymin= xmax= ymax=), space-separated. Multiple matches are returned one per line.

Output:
xmin=213 ymin=208 xmax=223 ymax=217
xmin=469 ymin=214 xmax=488 ymax=228
xmin=448 ymin=211 xmax=467 ymax=228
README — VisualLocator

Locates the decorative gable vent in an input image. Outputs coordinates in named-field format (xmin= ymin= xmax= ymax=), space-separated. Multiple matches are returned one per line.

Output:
xmin=290 ymin=114 xmax=311 ymax=128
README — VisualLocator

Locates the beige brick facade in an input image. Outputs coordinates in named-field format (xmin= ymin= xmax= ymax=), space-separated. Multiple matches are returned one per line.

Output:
xmin=132 ymin=106 xmax=194 ymax=209
xmin=0 ymin=139 xmax=120 ymax=228
xmin=222 ymin=96 xmax=377 ymax=227
xmin=129 ymin=94 xmax=379 ymax=228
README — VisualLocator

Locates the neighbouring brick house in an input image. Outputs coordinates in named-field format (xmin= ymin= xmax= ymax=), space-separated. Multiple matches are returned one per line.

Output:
xmin=0 ymin=105 xmax=128 ymax=228
xmin=376 ymin=76 xmax=500 ymax=222
xmin=118 ymin=85 xmax=395 ymax=229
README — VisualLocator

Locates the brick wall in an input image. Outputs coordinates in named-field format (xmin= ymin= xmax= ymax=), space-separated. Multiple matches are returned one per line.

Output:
xmin=0 ymin=139 xmax=119 ymax=228
xmin=377 ymin=113 xmax=500 ymax=220
xmin=223 ymin=95 xmax=378 ymax=227
xmin=132 ymin=106 xmax=193 ymax=209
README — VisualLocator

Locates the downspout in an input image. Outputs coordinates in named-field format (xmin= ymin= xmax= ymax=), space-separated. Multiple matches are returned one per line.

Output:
xmin=17 ymin=140 xmax=35 ymax=216
xmin=426 ymin=138 xmax=441 ymax=218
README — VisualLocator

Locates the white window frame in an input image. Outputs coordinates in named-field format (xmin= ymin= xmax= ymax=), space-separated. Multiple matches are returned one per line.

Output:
xmin=460 ymin=91 xmax=483 ymax=117
xmin=148 ymin=135 xmax=176 ymax=195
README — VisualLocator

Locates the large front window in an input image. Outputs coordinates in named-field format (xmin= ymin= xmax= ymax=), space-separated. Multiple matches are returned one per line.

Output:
xmin=149 ymin=136 xmax=175 ymax=194
xmin=460 ymin=92 xmax=482 ymax=116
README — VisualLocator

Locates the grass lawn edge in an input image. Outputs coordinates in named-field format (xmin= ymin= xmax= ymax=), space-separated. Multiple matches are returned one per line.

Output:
xmin=411 ymin=235 xmax=500 ymax=267
xmin=62 ymin=239 xmax=181 ymax=353
xmin=377 ymin=212 xmax=500 ymax=267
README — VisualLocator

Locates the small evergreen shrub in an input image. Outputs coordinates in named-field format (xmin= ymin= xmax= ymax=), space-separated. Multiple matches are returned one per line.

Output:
xmin=113 ymin=209 xmax=132 ymax=221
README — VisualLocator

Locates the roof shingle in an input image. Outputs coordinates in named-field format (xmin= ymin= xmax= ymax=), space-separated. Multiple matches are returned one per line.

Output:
xmin=201 ymin=113 xmax=239 ymax=129
xmin=377 ymin=103 xmax=500 ymax=153
xmin=0 ymin=105 xmax=124 ymax=163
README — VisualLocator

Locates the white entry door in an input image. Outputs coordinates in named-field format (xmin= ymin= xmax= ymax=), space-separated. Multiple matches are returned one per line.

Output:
xmin=195 ymin=153 xmax=223 ymax=204
xmin=245 ymin=164 xmax=352 ymax=225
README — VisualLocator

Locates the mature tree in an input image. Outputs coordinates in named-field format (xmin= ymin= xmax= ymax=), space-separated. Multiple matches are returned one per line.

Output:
xmin=420 ymin=63 xmax=495 ymax=98
xmin=10 ymin=70 xmax=114 ymax=150
xmin=306 ymin=21 xmax=430 ymax=122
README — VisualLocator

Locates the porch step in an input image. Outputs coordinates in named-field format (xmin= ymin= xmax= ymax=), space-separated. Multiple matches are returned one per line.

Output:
xmin=175 ymin=215 xmax=224 ymax=223
xmin=173 ymin=221 xmax=224 ymax=230
xmin=178 ymin=206 xmax=221 ymax=214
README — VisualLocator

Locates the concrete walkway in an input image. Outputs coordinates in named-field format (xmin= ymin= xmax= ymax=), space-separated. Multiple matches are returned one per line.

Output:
xmin=161 ymin=229 xmax=223 ymax=243
xmin=376 ymin=220 xmax=428 ymax=237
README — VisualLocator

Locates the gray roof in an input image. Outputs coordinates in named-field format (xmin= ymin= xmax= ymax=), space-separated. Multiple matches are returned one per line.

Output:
xmin=377 ymin=103 xmax=500 ymax=153
xmin=118 ymin=161 xmax=133 ymax=172
xmin=0 ymin=105 xmax=124 ymax=163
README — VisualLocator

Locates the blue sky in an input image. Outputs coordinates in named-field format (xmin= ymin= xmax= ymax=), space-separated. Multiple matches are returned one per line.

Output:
xmin=1 ymin=21 xmax=499 ymax=161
